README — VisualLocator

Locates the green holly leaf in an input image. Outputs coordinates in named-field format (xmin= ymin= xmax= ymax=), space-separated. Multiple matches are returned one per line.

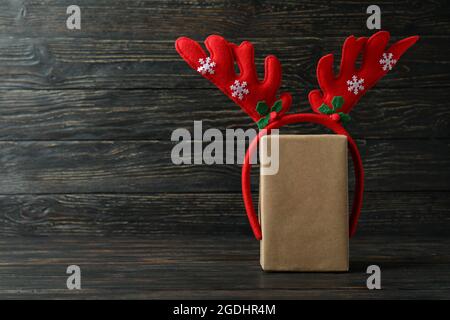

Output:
xmin=331 ymin=96 xmax=344 ymax=111
xmin=256 ymin=101 xmax=269 ymax=116
xmin=271 ymin=99 xmax=283 ymax=113
xmin=257 ymin=115 xmax=270 ymax=129
xmin=338 ymin=112 xmax=351 ymax=124
xmin=318 ymin=103 xmax=333 ymax=115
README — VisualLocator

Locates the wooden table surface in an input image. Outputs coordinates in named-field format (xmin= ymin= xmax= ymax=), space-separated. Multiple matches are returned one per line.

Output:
xmin=0 ymin=0 xmax=449 ymax=299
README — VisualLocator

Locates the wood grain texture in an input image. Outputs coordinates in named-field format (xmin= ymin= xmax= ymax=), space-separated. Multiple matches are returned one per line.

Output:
xmin=0 ymin=88 xmax=448 ymax=140
xmin=0 ymin=0 xmax=449 ymax=300
xmin=0 ymin=0 xmax=448 ymax=38
xmin=0 ymin=36 xmax=444 ymax=89
xmin=1 ymin=192 xmax=449 ymax=238
xmin=0 ymin=236 xmax=449 ymax=299
xmin=0 ymin=139 xmax=448 ymax=194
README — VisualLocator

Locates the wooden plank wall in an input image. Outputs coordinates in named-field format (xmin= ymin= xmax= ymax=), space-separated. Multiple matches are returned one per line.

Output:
xmin=0 ymin=0 xmax=449 ymax=300
xmin=0 ymin=0 xmax=450 ymax=237
xmin=0 ymin=0 xmax=449 ymax=240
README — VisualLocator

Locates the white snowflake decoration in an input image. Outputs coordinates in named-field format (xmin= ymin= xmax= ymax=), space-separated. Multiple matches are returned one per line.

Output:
xmin=379 ymin=52 xmax=397 ymax=71
xmin=230 ymin=80 xmax=249 ymax=100
xmin=197 ymin=57 xmax=216 ymax=75
xmin=347 ymin=75 xmax=365 ymax=95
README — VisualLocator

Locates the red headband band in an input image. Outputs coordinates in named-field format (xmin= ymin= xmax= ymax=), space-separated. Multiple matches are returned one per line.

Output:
xmin=175 ymin=32 xmax=419 ymax=240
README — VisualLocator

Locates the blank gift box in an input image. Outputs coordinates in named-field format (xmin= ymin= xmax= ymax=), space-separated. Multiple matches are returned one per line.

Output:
xmin=259 ymin=135 xmax=349 ymax=272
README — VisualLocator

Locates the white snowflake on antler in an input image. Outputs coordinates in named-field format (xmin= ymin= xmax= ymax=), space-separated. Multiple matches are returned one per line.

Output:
xmin=379 ymin=52 xmax=397 ymax=71
xmin=230 ymin=80 xmax=249 ymax=100
xmin=197 ymin=57 xmax=216 ymax=75
xmin=347 ymin=75 xmax=365 ymax=95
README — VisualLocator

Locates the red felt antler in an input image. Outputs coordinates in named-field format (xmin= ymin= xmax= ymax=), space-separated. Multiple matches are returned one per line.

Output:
xmin=309 ymin=31 xmax=419 ymax=114
xmin=175 ymin=35 xmax=292 ymax=124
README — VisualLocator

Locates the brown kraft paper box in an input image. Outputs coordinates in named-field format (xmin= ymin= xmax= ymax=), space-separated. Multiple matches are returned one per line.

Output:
xmin=259 ymin=134 xmax=349 ymax=272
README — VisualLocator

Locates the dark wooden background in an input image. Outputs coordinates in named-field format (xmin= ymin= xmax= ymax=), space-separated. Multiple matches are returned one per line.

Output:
xmin=0 ymin=0 xmax=449 ymax=299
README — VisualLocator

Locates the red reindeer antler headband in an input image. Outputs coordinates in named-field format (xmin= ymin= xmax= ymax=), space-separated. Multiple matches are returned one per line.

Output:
xmin=175 ymin=31 xmax=419 ymax=240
